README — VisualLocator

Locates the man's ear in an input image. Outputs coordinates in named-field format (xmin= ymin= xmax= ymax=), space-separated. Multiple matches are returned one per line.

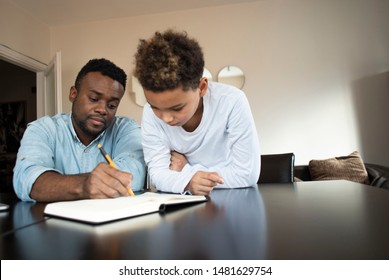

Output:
xmin=69 ymin=86 xmax=77 ymax=103
xmin=199 ymin=77 xmax=208 ymax=97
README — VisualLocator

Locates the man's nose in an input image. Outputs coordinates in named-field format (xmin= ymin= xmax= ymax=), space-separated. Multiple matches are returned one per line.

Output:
xmin=95 ymin=101 xmax=107 ymax=114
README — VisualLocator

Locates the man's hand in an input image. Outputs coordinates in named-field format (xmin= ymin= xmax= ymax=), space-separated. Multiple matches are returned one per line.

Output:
xmin=30 ymin=163 xmax=133 ymax=202
xmin=83 ymin=162 xmax=132 ymax=198
xmin=185 ymin=171 xmax=224 ymax=195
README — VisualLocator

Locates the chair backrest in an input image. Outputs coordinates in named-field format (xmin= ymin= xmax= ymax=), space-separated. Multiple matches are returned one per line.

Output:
xmin=258 ymin=153 xmax=295 ymax=183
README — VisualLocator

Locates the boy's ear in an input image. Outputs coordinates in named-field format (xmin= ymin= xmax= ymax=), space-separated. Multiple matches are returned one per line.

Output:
xmin=199 ymin=77 xmax=208 ymax=97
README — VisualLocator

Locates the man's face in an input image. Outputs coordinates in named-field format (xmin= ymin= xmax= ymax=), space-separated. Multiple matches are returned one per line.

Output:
xmin=69 ymin=71 xmax=124 ymax=145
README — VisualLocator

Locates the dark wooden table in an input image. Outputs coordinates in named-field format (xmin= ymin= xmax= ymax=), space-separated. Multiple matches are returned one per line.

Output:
xmin=1 ymin=180 xmax=389 ymax=259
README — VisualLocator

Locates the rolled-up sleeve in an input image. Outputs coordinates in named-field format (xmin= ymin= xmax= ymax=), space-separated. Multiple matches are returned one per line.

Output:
xmin=13 ymin=117 xmax=59 ymax=202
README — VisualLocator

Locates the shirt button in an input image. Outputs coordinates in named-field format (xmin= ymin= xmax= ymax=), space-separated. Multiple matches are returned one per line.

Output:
xmin=84 ymin=149 xmax=89 ymax=153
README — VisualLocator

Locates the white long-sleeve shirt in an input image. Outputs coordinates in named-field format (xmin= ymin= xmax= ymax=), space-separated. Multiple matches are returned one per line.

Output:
xmin=141 ymin=82 xmax=260 ymax=193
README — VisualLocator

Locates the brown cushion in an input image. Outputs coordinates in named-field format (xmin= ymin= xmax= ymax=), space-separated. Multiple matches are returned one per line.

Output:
xmin=309 ymin=151 xmax=370 ymax=184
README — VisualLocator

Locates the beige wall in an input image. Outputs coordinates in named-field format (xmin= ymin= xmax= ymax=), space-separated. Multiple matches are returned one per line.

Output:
xmin=0 ymin=0 xmax=51 ymax=63
xmin=2 ymin=0 xmax=389 ymax=166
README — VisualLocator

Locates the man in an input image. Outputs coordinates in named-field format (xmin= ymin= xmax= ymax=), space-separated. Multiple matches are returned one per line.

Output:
xmin=13 ymin=58 xmax=146 ymax=202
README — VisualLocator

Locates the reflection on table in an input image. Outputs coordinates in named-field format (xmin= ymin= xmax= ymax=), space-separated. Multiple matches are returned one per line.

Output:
xmin=1 ymin=180 xmax=389 ymax=260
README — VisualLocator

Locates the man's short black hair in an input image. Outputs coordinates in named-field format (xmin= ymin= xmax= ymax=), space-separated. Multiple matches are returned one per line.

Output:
xmin=74 ymin=58 xmax=127 ymax=91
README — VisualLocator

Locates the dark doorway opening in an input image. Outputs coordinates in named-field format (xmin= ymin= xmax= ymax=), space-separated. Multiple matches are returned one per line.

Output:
xmin=0 ymin=59 xmax=36 ymax=193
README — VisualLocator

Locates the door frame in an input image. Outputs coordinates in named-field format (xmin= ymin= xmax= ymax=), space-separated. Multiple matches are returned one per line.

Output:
xmin=0 ymin=44 xmax=62 ymax=118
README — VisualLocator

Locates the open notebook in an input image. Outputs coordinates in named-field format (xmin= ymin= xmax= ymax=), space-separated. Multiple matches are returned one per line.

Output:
xmin=44 ymin=192 xmax=207 ymax=224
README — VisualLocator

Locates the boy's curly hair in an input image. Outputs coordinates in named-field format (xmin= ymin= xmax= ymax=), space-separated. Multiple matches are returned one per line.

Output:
xmin=75 ymin=58 xmax=127 ymax=91
xmin=133 ymin=29 xmax=204 ymax=92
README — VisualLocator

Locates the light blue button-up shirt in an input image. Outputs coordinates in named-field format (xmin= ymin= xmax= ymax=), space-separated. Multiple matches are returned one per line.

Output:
xmin=13 ymin=113 xmax=146 ymax=202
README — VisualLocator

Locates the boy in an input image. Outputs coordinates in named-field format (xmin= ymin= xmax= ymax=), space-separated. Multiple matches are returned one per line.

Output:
xmin=134 ymin=30 xmax=260 ymax=195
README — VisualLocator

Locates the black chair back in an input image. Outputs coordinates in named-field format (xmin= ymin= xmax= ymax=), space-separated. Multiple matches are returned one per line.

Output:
xmin=258 ymin=153 xmax=295 ymax=183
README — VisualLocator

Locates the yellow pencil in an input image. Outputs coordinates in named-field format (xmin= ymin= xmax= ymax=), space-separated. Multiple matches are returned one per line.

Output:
xmin=97 ymin=143 xmax=135 ymax=196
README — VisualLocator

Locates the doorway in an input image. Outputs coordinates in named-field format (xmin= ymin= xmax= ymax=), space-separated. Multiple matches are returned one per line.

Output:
xmin=0 ymin=45 xmax=62 ymax=193
xmin=0 ymin=59 xmax=36 ymax=192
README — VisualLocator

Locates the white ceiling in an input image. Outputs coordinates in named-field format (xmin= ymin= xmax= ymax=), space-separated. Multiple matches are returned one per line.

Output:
xmin=8 ymin=0 xmax=260 ymax=26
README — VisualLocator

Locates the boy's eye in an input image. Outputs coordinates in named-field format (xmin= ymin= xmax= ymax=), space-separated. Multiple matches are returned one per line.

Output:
xmin=172 ymin=106 xmax=183 ymax=112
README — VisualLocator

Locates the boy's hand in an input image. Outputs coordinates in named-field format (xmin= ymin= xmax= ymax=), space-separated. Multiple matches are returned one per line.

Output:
xmin=185 ymin=171 xmax=224 ymax=195
xmin=170 ymin=151 xmax=188 ymax=172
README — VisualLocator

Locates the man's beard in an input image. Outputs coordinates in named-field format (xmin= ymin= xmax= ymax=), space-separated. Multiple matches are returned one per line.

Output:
xmin=73 ymin=114 xmax=106 ymax=139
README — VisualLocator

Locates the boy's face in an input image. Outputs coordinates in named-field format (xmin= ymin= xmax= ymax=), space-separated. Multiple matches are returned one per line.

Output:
xmin=144 ymin=78 xmax=208 ymax=132
xmin=69 ymin=71 xmax=124 ymax=145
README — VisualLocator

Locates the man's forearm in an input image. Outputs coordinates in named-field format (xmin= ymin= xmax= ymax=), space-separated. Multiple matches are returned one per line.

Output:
xmin=30 ymin=171 xmax=88 ymax=202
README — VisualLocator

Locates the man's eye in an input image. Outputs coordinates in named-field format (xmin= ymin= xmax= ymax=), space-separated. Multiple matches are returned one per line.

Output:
xmin=108 ymin=104 xmax=118 ymax=110
xmin=89 ymin=97 xmax=98 ymax=102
